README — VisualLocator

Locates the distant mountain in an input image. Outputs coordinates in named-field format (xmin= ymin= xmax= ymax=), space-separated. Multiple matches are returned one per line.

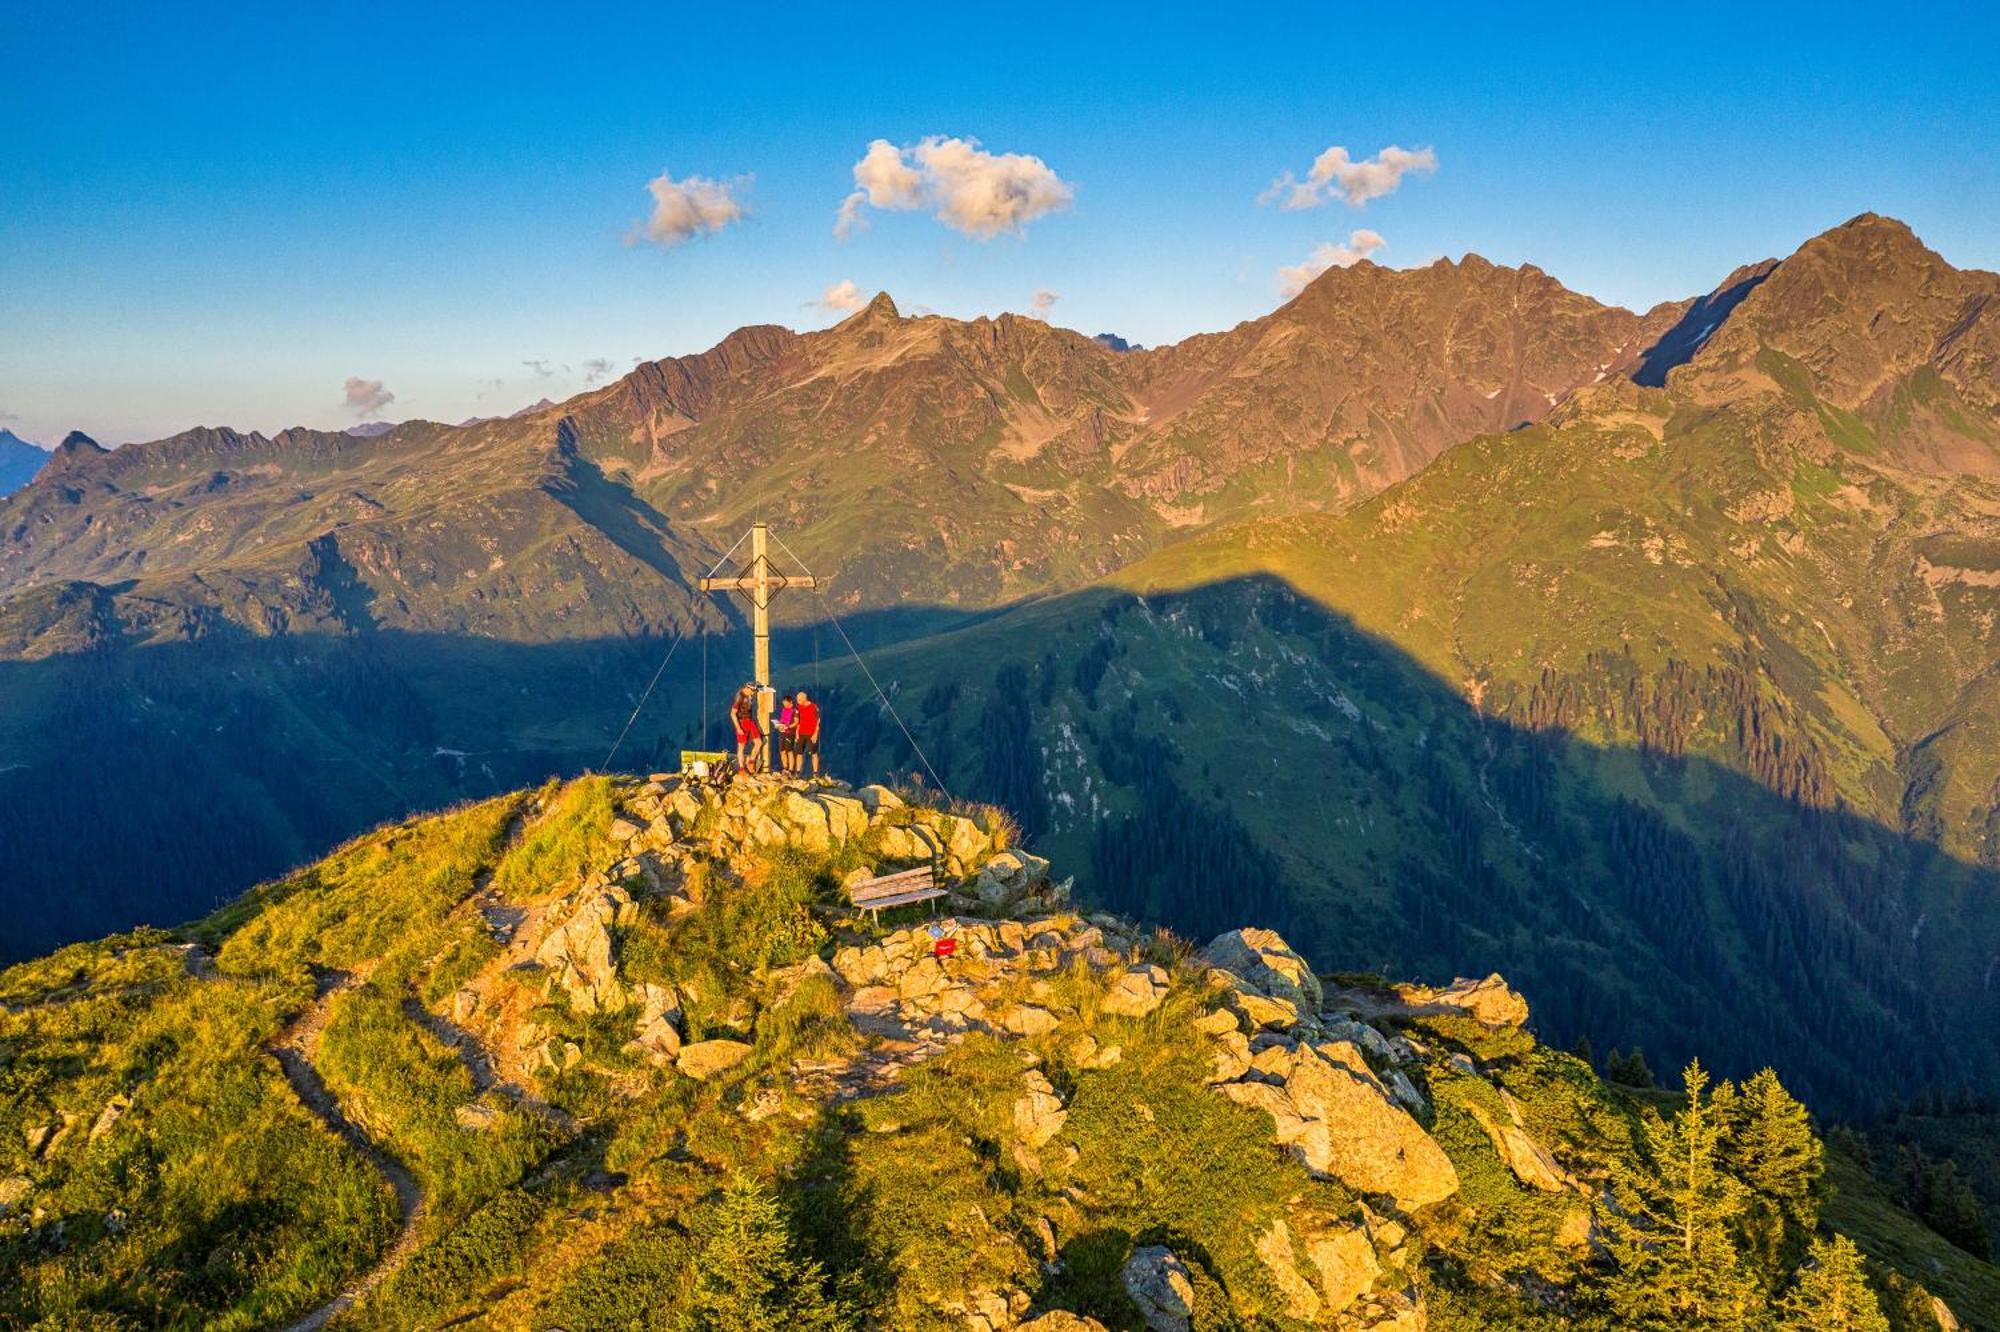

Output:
xmin=0 ymin=429 xmax=48 ymax=495
xmin=836 ymin=213 xmax=2000 ymax=1118
xmin=343 ymin=420 xmax=397 ymax=438
xmin=0 ymin=255 xmax=1679 ymax=636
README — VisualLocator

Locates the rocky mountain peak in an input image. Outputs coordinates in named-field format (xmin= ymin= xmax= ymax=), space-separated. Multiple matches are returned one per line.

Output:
xmin=841 ymin=290 xmax=900 ymax=325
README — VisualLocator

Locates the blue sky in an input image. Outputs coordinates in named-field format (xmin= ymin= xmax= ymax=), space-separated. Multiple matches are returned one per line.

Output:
xmin=3 ymin=1 xmax=1996 ymax=444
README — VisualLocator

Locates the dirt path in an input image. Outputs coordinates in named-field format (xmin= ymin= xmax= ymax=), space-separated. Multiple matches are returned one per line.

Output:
xmin=268 ymin=968 xmax=426 ymax=1332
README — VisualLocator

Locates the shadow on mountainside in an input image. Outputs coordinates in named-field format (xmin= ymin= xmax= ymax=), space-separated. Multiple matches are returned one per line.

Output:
xmin=819 ymin=575 xmax=2000 ymax=1122
xmin=0 ymin=600 xmax=995 ymax=964
xmin=1 ymin=576 xmax=1998 ymax=1122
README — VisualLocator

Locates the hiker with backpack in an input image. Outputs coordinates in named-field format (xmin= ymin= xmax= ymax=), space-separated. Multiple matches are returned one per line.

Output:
xmin=731 ymin=683 xmax=763 ymax=773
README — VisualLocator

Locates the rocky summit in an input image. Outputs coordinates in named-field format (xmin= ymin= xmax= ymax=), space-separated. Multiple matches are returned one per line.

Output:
xmin=1 ymin=776 xmax=1989 ymax=1330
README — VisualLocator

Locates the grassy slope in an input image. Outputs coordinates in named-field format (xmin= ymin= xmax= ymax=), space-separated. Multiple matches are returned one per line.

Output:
xmin=3 ymin=777 xmax=1994 ymax=1330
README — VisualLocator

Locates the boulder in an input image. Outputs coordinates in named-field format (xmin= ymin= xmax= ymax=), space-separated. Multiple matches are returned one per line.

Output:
xmin=776 ymin=791 xmax=833 ymax=851
xmin=1207 ymin=1030 xmax=1253 ymax=1084
xmin=88 ymin=1097 xmax=128 ymax=1143
xmin=1394 ymin=973 xmax=1529 ymax=1028
xmin=1013 ymin=1070 xmax=1068 ymax=1148
xmin=832 ymin=940 xmax=890 ymax=987
xmin=534 ymin=886 xmax=635 ymax=1014
xmin=1018 ymin=1312 xmax=1107 ymax=1331
xmin=877 ymin=824 xmax=943 ymax=864
xmin=856 ymin=783 xmax=904 ymax=814
xmin=1192 ymin=1007 xmax=1241 ymax=1036
xmin=455 ymin=1101 xmax=500 ymax=1131
xmin=626 ymin=982 xmax=684 ymax=1065
xmin=1210 ymin=972 xmax=1301 ymax=1030
xmin=1223 ymin=1040 xmax=1458 ymax=1209
xmin=1201 ymin=928 xmax=1323 ymax=1012
xmin=1120 ymin=1246 xmax=1196 ymax=1332
xmin=1001 ymin=1004 xmax=1060 ymax=1037
xmin=608 ymin=815 xmax=644 ymax=843
xmin=1304 ymin=1223 xmax=1381 ymax=1313
xmin=539 ymin=1039 xmax=584 ymax=1072
xmin=677 ymin=1039 xmax=754 ymax=1081
xmin=666 ymin=786 xmax=704 ymax=829
xmin=0 ymin=1175 xmax=30 ymax=1210
xmin=1464 ymin=1099 xmax=1573 ymax=1192
xmin=1253 ymin=1219 xmax=1324 ymax=1321
xmin=1101 ymin=964 xmax=1170 ymax=1018
xmin=815 ymin=792 xmax=871 ymax=842
xmin=1353 ymin=1288 xmax=1426 ymax=1331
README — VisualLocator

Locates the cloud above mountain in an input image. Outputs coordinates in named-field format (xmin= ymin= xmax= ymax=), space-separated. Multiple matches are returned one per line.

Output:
xmin=814 ymin=279 xmax=867 ymax=314
xmin=837 ymin=136 xmax=1072 ymax=240
xmin=1031 ymin=289 xmax=1060 ymax=316
xmin=1261 ymin=145 xmax=1437 ymax=211
xmin=635 ymin=169 xmax=748 ymax=247
xmin=582 ymin=357 xmax=614 ymax=385
xmin=1277 ymin=229 xmax=1385 ymax=296
xmin=342 ymin=377 xmax=395 ymax=418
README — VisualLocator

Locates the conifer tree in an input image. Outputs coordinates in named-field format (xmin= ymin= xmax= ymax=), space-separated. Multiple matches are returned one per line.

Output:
xmin=1724 ymin=1068 xmax=1823 ymax=1217
xmin=679 ymin=1176 xmax=851 ymax=1332
xmin=1719 ymin=1067 xmax=1825 ymax=1277
xmin=1778 ymin=1235 xmax=1889 ymax=1332
xmin=1602 ymin=1060 xmax=1760 ymax=1328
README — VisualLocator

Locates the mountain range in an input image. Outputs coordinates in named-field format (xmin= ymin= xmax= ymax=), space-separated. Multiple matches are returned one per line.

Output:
xmin=2 ymin=213 xmax=1998 ymax=1151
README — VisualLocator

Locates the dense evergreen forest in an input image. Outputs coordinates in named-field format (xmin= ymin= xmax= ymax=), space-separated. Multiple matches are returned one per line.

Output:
xmin=830 ymin=579 xmax=2000 ymax=1124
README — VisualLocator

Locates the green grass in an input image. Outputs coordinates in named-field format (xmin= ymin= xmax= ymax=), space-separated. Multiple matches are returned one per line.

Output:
xmin=1823 ymin=1149 xmax=2000 ymax=1330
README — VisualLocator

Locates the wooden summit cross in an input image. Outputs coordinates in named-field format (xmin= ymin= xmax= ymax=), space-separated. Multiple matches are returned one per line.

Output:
xmin=697 ymin=521 xmax=821 ymax=747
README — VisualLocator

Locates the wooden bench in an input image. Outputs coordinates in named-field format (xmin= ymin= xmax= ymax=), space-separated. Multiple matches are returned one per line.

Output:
xmin=848 ymin=860 xmax=947 ymax=924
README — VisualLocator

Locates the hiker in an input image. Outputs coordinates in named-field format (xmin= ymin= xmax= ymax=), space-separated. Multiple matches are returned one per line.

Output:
xmin=794 ymin=688 xmax=822 ymax=779
xmin=774 ymin=691 xmax=798 ymax=775
xmin=731 ymin=683 xmax=762 ymax=773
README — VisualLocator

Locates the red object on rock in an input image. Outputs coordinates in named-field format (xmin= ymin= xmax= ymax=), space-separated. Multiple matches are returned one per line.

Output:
xmin=933 ymin=937 xmax=958 ymax=959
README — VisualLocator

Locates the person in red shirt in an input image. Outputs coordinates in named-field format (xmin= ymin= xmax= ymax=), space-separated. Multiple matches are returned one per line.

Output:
xmin=731 ymin=683 xmax=762 ymax=773
xmin=793 ymin=689 xmax=822 ymax=778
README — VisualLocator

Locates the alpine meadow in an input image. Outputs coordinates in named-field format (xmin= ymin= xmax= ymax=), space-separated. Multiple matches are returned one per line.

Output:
xmin=5 ymin=7 xmax=2000 ymax=1330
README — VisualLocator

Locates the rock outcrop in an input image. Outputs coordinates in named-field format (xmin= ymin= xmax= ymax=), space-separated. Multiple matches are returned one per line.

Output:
xmin=534 ymin=884 xmax=636 ymax=1014
xmin=1392 ymin=973 xmax=1529 ymax=1028
xmin=1121 ymin=1245 xmax=1196 ymax=1331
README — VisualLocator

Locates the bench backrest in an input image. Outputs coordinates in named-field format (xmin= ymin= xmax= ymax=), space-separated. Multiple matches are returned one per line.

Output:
xmin=849 ymin=866 xmax=937 ymax=905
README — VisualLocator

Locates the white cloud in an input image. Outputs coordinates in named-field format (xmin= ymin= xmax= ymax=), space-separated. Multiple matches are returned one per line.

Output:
xmin=635 ymin=170 xmax=748 ymax=247
xmin=1260 ymin=144 xmax=1437 ymax=211
xmin=582 ymin=357 xmax=614 ymax=385
xmin=1276 ymin=230 xmax=1386 ymax=297
xmin=1031 ymin=288 xmax=1060 ymax=317
xmin=814 ymin=279 xmax=867 ymax=314
xmin=343 ymin=377 xmax=395 ymax=418
xmin=522 ymin=359 xmax=558 ymax=378
xmin=836 ymin=135 xmax=1072 ymax=240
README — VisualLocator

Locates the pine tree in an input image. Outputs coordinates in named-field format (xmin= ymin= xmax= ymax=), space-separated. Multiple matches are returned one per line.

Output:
xmin=1778 ymin=1235 xmax=1889 ymax=1332
xmin=679 ymin=1176 xmax=851 ymax=1332
xmin=1607 ymin=1047 xmax=1657 ymax=1089
xmin=1602 ymin=1060 xmax=1761 ymax=1328
xmin=1723 ymin=1068 xmax=1823 ymax=1216
xmin=1719 ymin=1067 xmax=1825 ymax=1278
